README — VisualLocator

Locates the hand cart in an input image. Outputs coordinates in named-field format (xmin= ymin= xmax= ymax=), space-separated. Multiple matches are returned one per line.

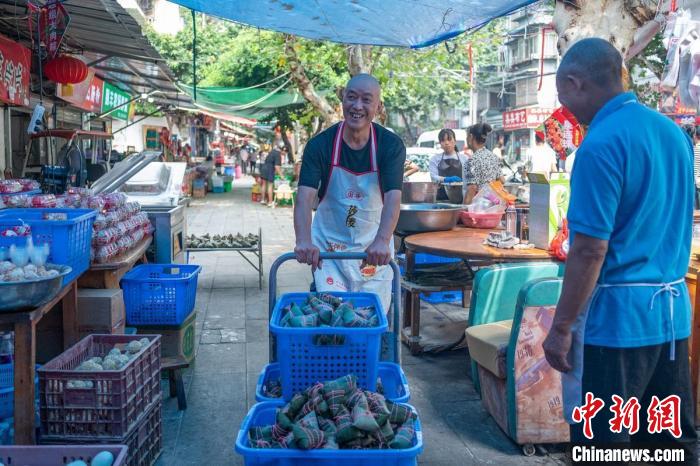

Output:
xmin=268 ymin=252 xmax=401 ymax=363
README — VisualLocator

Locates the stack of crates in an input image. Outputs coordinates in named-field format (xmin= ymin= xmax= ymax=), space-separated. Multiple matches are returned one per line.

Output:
xmin=38 ymin=334 xmax=163 ymax=466
xmin=236 ymin=291 xmax=423 ymax=465
xmin=397 ymin=252 xmax=463 ymax=304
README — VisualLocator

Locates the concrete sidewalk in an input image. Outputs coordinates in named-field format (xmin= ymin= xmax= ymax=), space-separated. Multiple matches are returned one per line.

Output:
xmin=155 ymin=178 xmax=565 ymax=465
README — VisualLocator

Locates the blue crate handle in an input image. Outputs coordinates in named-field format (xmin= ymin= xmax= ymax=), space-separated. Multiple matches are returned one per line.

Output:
xmin=268 ymin=252 xmax=401 ymax=364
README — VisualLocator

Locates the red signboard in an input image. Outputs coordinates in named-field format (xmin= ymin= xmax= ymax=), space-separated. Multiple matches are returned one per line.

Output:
xmin=503 ymin=107 xmax=553 ymax=131
xmin=56 ymin=70 xmax=104 ymax=112
xmin=40 ymin=0 xmax=69 ymax=59
xmin=0 ymin=34 xmax=31 ymax=107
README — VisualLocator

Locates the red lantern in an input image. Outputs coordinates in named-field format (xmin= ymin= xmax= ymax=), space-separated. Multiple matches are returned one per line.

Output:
xmin=43 ymin=55 xmax=88 ymax=84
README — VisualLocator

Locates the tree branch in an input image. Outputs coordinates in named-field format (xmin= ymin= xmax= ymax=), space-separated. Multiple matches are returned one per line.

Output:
xmin=283 ymin=34 xmax=339 ymax=126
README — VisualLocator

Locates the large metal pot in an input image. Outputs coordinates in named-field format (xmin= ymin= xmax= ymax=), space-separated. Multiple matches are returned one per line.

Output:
xmin=401 ymin=182 xmax=437 ymax=204
xmin=441 ymin=182 xmax=464 ymax=204
xmin=0 ymin=264 xmax=72 ymax=312
xmin=396 ymin=203 xmax=462 ymax=233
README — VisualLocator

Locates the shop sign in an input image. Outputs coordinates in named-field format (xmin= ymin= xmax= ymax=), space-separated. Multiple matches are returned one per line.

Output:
xmin=503 ymin=108 xmax=554 ymax=131
xmin=503 ymin=109 xmax=527 ymax=130
xmin=40 ymin=0 xmax=70 ymax=59
xmin=101 ymin=82 xmax=131 ymax=121
xmin=0 ymin=35 xmax=31 ymax=106
xmin=56 ymin=70 xmax=104 ymax=113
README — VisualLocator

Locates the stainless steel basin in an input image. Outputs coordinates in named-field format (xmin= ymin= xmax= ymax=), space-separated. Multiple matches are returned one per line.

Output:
xmin=396 ymin=203 xmax=463 ymax=233
xmin=401 ymin=182 xmax=437 ymax=204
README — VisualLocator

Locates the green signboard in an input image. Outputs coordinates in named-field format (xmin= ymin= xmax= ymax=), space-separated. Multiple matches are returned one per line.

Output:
xmin=101 ymin=82 xmax=131 ymax=121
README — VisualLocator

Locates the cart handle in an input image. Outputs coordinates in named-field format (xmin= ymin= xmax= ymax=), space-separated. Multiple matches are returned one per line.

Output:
xmin=268 ymin=252 xmax=401 ymax=364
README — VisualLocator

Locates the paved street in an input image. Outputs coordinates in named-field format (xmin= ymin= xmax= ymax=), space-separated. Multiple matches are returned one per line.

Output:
xmin=155 ymin=178 xmax=565 ymax=465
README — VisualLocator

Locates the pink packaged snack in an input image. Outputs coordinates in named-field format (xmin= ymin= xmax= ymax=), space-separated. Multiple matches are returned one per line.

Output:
xmin=30 ymin=194 xmax=57 ymax=208
xmin=143 ymin=222 xmax=155 ymax=235
xmin=93 ymin=227 xmax=118 ymax=246
xmin=94 ymin=243 xmax=119 ymax=263
xmin=124 ymin=202 xmax=141 ymax=214
xmin=58 ymin=193 xmax=82 ymax=208
xmin=67 ymin=187 xmax=93 ymax=197
xmin=82 ymin=195 xmax=105 ymax=211
xmin=18 ymin=179 xmax=40 ymax=191
xmin=100 ymin=193 xmax=127 ymax=210
xmin=116 ymin=235 xmax=133 ymax=254
xmin=92 ymin=213 xmax=109 ymax=231
xmin=3 ymin=194 xmax=30 ymax=208
xmin=0 ymin=180 xmax=22 ymax=194
xmin=130 ymin=228 xmax=145 ymax=244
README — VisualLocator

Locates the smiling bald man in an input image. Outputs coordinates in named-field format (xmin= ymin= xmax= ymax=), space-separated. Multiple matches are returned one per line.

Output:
xmin=293 ymin=74 xmax=406 ymax=313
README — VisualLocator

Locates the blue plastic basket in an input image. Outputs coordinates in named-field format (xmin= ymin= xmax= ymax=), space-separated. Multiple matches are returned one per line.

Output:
xmin=0 ymin=367 xmax=40 ymax=419
xmin=213 ymin=186 xmax=224 ymax=193
xmin=2 ymin=189 xmax=41 ymax=197
xmin=120 ymin=264 xmax=202 ymax=326
xmin=256 ymin=362 xmax=410 ymax=403
xmin=396 ymin=253 xmax=461 ymax=275
xmin=235 ymin=401 xmax=423 ymax=466
xmin=0 ymin=209 xmax=96 ymax=286
xmin=270 ymin=292 xmax=388 ymax=400
xmin=420 ymin=290 xmax=462 ymax=304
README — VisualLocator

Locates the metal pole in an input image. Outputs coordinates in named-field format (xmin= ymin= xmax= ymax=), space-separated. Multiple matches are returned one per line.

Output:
xmin=191 ymin=9 xmax=197 ymax=102
xmin=111 ymin=108 xmax=165 ymax=135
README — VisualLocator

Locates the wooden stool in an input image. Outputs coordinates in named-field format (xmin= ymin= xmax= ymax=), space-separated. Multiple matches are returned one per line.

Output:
xmin=401 ymin=279 xmax=471 ymax=356
xmin=162 ymin=356 xmax=189 ymax=410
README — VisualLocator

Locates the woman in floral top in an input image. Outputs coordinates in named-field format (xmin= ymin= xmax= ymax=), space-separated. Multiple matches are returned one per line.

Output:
xmin=463 ymin=123 xmax=503 ymax=203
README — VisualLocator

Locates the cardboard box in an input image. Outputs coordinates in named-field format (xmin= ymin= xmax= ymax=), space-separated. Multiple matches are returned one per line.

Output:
xmin=136 ymin=311 xmax=196 ymax=363
xmin=527 ymin=172 xmax=570 ymax=249
xmin=77 ymin=319 xmax=126 ymax=340
xmin=77 ymin=289 xmax=125 ymax=329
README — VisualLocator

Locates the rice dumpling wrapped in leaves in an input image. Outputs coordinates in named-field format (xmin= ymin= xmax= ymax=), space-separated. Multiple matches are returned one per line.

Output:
xmin=292 ymin=411 xmax=326 ymax=450
xmin=332 ymin=404 xmax=364 ymax=444
xmin=386 ymin=400 xmax=414 ymax=425
xmin=347 ymin=390 xmax=380 ymax=433
xmin=316 ymin=292 xmax=342 ymax=307
xmin=389 ymin=419 xmax=416 ymax=449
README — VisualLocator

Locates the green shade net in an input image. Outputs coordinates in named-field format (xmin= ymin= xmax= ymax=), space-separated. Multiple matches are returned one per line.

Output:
xmin=179 ymin=83 xmax=310 ymax=120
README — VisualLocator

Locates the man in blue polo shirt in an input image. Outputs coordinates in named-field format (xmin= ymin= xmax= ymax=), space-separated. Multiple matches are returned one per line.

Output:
xmin=543 ymin=38 xmax=697 ymax=462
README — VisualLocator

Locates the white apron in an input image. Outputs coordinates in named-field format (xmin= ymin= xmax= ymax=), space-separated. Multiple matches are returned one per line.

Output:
xmin=562 ymin=278 xmax=685 ymax=423
xmin=312 ymin=122 xmax=393 ymax=313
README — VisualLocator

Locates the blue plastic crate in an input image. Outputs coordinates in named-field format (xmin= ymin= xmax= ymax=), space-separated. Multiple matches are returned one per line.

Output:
xmin=419 ymin=290 xmax=462 ymax=304
xmin=270 ymin=292 xmax=388 ymax=400
xmin=0 ymin=366 xmax=39 ymax=419
xmin=2 ymin=189 xmax=41 ymax=197
xmin=121 ymin=264 xmax=201 ymax=326
xmin=0 ymin=209 xmax=95 ymax=286
xmin=396 ymin=253 xmax=461 ymax=275
xmin=256 ymin=362 xmax=410 ymax=403
xmin=213 ymin=186 xmax=224 ymax=193
xmin=235 ymin=401 xmax=423 ymax=465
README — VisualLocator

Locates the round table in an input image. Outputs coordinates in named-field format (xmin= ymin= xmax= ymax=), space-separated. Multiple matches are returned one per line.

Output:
xmin=404 ymin=227 xmax=552 ymax=263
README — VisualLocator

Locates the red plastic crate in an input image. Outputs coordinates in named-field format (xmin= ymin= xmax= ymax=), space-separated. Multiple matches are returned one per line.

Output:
xmin=0 ymin=445 xmax=128 ymax=466
xmin=41 ymin=399 xmax=163 ymax=466
xmin=38 ymin=334 xmax=161 ymax=441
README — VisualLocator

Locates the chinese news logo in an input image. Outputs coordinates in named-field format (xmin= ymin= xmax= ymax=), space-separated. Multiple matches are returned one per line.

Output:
xmin=572 ymin=392 xmax=682 ymax=440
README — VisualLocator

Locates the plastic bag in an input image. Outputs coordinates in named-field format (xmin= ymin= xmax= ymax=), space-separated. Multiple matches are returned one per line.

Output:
xmin=94 ymin=243 xmax=119 ymax=263
xmin=0 ymin=181 xmax=22 ymax=194
xmin=100 ymin=193 xmax=127 ymax=210
xmin=30 ymin=194 xmax=57 ymax=208
xmin=2 ymin=195 xmax=30 ymax=208
xmin=468 ymin=184 xmax=509 ymax=214
xmin=82 ymin=196 xmax=105 ymax=211
xmin=93 ymin=227 xmax=119 ymax=246
xmin=92 ymin=214 xmax=109 ymax=231
xmin=67 ymin=187 xmax=93 ymax=197
xmin=549 ymin=219 xmax=569 ymax=261
xmin=18 ymin=179 xmax=39 ymax=192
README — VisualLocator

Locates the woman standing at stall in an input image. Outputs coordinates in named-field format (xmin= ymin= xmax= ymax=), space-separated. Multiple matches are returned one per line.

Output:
xmin=463 ymin=123 xmax=503 ymax=204
xmin=428 ymin=128 xmax=468 ymax=201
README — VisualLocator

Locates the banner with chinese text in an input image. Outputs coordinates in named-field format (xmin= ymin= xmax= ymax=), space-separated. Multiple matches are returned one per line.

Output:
xmin=101 ymin=82 xmax=132 ymax=121
xmin=56 ymin=70 xmax=104 ymax=113
xmin=0 ymin=35 xmax=31 ymax=107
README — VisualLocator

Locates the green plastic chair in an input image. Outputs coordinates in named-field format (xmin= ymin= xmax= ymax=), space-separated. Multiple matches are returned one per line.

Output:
xmin=468 ymin=262 xmax=564 ymax=394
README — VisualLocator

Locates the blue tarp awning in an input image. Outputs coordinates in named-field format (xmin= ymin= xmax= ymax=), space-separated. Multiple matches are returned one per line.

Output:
xmin=167 ymin=0 xmax=539 ymax=48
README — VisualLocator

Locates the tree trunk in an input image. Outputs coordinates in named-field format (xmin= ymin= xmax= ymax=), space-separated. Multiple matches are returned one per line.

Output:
xmin=284 ymin=34 xmax=340 ymax=127
xmin=552 ymin=0 xmax=669 ymax=59
xmin=347 ymin=45 xmax=373 ymax=76
xmin=399 ymin=110 xmax=416 ymax=143
xmin=280 ymin=128 xmax=294 ymax=163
